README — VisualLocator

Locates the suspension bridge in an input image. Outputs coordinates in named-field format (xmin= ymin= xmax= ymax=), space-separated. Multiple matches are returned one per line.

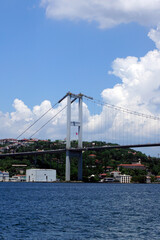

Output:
xmin=0 ymin=92 xmax=160 ymax=181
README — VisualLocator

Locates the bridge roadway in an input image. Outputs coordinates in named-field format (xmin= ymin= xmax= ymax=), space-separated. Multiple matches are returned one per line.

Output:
xmin=0 ymin=143 xmax=160 ymax=158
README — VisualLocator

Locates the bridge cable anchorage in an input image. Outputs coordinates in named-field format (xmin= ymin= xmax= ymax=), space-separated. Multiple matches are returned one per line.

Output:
xmin=29 ymin=97 xmax=77 ymax=139
xmin=16 ymin=101 xmax=59 ymax=140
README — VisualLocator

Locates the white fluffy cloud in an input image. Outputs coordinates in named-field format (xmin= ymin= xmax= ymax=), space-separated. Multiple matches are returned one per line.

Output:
xmin=102 ymin=49 xmax=160 ymax=114
xmin=148 ymin=26 xmax=160 ymax=50
xmin=102 ymin=27 xmax=160 ymax=111
xmin=0 ymin=99 xmax=67 ymax=140
xmin=41 ymin=0 xmax=160 ymax=28
xmin=11 ymin=99 xmax=33 ymax=122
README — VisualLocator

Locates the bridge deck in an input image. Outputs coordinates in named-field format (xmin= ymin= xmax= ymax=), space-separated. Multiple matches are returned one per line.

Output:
xmin=0 ymin=143 xmax=160 ymax=157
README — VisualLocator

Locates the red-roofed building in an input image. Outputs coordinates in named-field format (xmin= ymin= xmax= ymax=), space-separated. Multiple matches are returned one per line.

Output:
xmin=106 ymin=166 xmax=112 ymax=169
xmin=89 ymin=154 xmax=96 ymax=157
xmin=20 ymin=138 xmax=30 ymax=142
xmin=156 ymin=176 xmax=160 ymax=181
xmin=106 ymin=166 xmax=113 ymax=172
xmin=99 ymin=173 xmax=107 ymax=178
xmin=95 ymin=159 xmax=100 ymax=164
xmin=118 ymin=163 xmax=146 ymax=170
xmin=0 ymin=138 xmax=18 ymax=145
xmin=10 ymin=175 xmax=26 ymax=182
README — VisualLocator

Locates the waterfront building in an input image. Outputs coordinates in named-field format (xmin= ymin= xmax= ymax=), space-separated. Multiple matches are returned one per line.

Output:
xmin=110 ymin=171 xmax=121 ymax=178
xmin=104 ymin=177 xmax=114 ymax=183
xmin=146 ymin=176 xmax=151 ymax=183
xmin=10 ymin=175 xmax=26 ymax=182
xmin=0 ymin=171 xmax=9 ymax=182
xmin=0 ymin=171 xmax=3 ymax=181
xmin=116 ymin=174 xmax=131 ymax=183
xmin=26 ymin=169 xmax=56 ymax=182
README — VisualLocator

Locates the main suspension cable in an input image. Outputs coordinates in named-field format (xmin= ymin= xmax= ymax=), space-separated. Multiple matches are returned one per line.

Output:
xmin=16 ymin=101 xmax=59 ymax=140
xmin=29 ymin=105 xmax=67 ymax=139
xmin=90 ymin=98 xmax=160 ymax=121
xmin=29 ymin=96 xmax=78 ymax=139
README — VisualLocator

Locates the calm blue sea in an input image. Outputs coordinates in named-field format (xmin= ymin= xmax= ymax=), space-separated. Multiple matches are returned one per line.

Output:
xmin=0 ymin=183 xmax=160 ymax=240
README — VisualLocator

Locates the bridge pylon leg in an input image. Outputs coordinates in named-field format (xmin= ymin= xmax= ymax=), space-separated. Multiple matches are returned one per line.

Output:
xmin=65 ymin=92 xmax=83 ymax=181
xmin=65 ymin=150 xmax=70 ymax=181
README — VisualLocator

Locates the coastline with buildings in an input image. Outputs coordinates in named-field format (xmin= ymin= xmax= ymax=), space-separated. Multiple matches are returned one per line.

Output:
xmin=1 ymin=138 xmax=160 ymax=184
xmin=1 ymin=162 xmax=160 ymax=184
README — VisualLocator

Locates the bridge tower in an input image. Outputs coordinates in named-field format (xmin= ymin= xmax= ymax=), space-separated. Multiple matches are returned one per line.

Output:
xmin=65 ymin=92 xmax=83 ymax=181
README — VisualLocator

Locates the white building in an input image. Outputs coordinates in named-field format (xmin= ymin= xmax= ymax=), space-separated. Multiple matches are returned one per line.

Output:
xmin=116 ymin=174 xmax=131 ymax=183
xmin=0 ymin=171 xmax=9 ymax=182
xmin=111 ymin=171 xmax=121 ymax=178
xmin=0 ymin=171 xmax=3 ymax=181
xmin=26 ymin=169 xmax=56 ymax=182
xmin=10 ymin=175 xmax=26 ymax=182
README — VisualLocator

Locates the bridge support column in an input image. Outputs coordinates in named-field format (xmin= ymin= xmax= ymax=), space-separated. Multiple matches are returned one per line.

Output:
xmin=65 ymin=93 xmax=71 ymax=181
xmin=66 ymin=150 xmax=71 ymax=181
xmin=78 ymin=96 xmax=83 ymax=181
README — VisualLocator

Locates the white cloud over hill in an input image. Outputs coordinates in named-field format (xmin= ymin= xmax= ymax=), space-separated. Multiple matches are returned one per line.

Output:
xmin=41 ymin=0 xmax=160 ymax=28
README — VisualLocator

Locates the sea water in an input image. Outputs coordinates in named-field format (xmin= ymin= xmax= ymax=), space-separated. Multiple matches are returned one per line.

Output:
xmin=0 ymin=182 xmax=160 ymax=240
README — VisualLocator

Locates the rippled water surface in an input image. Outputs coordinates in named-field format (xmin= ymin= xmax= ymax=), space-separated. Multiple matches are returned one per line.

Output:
xmin=1 ymin=183 xmax=160 ymax=239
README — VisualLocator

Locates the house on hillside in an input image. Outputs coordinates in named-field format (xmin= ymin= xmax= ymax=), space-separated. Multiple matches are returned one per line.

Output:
xmin=89 ymin=154 xmax=96 ymax=157
xmin=99 ymin=173 xmax=107 ymax=179
xmin=118 ymin=160 xmax=146 ymax=171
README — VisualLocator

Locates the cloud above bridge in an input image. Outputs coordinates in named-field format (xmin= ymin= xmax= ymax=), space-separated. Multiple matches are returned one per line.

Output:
xmin=41 ymin=0 xmax=160 ymax=29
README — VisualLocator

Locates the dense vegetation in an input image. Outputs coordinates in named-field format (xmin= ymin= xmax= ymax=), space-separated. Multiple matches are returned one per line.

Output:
xmin=0 ymin=140 xmax=160 ymax=182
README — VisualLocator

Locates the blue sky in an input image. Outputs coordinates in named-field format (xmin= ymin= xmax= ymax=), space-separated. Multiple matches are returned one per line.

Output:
xmin=1 ymin=0 xmax=160 ymax=156
xmin=0 ymin=0 xmax=155 ymax=112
